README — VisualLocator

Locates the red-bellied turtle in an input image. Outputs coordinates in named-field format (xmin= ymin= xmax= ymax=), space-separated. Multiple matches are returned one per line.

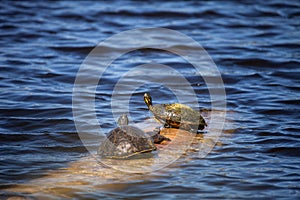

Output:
xmin=144 ymin=93 xmax=207 ymax=132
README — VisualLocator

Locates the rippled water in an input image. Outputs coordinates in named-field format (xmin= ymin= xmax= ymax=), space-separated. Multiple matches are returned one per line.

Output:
xmin=1 ymin=1 xmax=300 ymax=199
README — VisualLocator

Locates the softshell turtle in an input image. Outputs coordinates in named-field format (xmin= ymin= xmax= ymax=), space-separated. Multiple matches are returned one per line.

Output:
xmin=98 ymin=114 xmax=170 ymax=159
xmin=144 ymin=93 xmax=207 ymax=132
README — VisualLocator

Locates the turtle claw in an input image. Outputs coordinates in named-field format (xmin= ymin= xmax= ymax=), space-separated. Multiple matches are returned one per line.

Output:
xmin=163 ymin=123 xmax=171 ymax=128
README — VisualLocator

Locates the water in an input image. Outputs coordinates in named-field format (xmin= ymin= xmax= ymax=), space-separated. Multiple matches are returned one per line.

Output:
xmin=1 ymin=1 xmax=300 ymax=199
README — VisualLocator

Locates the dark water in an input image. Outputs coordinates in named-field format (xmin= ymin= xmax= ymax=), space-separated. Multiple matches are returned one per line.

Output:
xmin=1 ymin=1 xmax=300 ymax=199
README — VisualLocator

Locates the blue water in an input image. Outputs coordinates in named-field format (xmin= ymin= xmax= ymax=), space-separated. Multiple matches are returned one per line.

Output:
xmin=0 ymin=1 xmax=300 ymax=199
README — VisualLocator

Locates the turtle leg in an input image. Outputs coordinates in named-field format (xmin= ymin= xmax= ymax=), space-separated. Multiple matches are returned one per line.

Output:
xmin=178 ymin=123 xmax=193 ymax=132
xmin=152 ymin=133 xmax=171 ymax=144
xmin=197 ymin=123 xmax=206 ymax=131
xmin=151 ymin=127 xmax=171 ymax=144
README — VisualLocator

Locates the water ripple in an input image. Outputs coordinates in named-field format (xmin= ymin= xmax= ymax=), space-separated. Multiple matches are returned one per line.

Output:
xmin=0 ymin=0 xmax=299 ymax=199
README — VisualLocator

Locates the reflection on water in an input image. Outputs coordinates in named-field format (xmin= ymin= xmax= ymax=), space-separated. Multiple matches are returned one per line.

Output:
xmin=1 ymin=0 xmax=299 ymax=199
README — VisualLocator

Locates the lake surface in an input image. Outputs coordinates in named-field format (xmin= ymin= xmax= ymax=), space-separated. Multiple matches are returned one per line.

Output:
xmin=0 ymin=1 xmax=299 ymax=199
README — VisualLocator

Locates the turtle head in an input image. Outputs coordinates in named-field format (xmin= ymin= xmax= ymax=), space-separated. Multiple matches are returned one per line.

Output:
xmin=117 ymin=114 xmax=129 ymax=126
xmin=144 ymin=93 xmax=152 ymax=108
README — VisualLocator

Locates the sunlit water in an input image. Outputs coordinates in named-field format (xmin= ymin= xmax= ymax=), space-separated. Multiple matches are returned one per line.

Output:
xmin=0 ymin=1 xmax=299 ymax=199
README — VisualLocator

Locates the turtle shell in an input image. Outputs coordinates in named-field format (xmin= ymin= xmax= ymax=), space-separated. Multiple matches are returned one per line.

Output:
xmin=98 ymin=125 xmax=156 ymax=159
xmin=150 ymin=103 xmax=207 ymax=131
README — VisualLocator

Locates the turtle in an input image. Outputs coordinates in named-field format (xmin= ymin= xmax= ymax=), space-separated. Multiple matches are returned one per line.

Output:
xmin=97 ymin=114 xmax=170 ymax=159
xmin=144 ymin=93 xmax=207 ymax=132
